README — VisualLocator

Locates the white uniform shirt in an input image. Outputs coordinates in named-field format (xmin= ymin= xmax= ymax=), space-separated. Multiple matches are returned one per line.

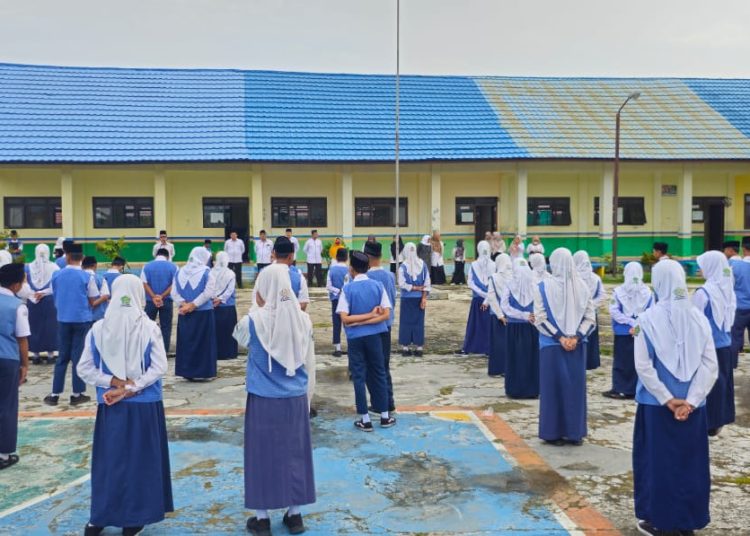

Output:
xmin=223 ymin=238 xmax=245 ymax=263
xmin=303 ymin=238 xmax=323 ymax=264
xmin=0 ymin=287 xmax=31 ymax=337
xmin=152 ymin=241 xmax=176 ymax=261
xmin=254 ymin=239 xmax=273 ymax=264
xmin=288 ymin=236 xmax=300 ymax=261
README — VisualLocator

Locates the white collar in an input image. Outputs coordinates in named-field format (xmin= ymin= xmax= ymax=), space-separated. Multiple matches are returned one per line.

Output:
xmin=65 ymin=264 xmax=82 ymax=270
xmin=353 ymin=274 xmax=369 ymax=281
xmin=0 ymin=287 xmax=14 ymax=297
xmin=154 ymin=256 xmax=168 ymax=262
xmin=85 ymin=269 xmax=95 ymax=274
xmin=368 ymin=266 xmax=384 ymax=271
xmin=107 ymin=268 xmax=120 ymax=273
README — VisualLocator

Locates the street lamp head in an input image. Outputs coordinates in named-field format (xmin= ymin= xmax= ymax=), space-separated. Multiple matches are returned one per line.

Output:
xmin=629 ymin=91 xmax=641 ymax=100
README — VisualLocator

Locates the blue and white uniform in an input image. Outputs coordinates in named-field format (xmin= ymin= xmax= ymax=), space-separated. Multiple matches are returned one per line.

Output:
xmin=0 ymin=287 xmax=30 ymax=458
xmin=461 ymin=241 xmax=495 ymax=355
xmin=397 ymin=244 xmax=431 ymax=350
xmin=141 ymin=255 xmax=178 ymax=352
xmin=326 ymin=260 xmax=349 ymax=350
xmin=211 ymin=252 xmax=238 ymax=360
xmin=573 ymin=250 xmax=605 ymax=370
xmin=25 ymin=244 xmax=59 ymax=355
xmin=484 ymin=254 xmax=512 ymax=377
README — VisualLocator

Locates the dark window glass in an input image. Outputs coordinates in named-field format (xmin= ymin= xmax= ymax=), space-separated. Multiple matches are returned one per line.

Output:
xmin=203 ymin=197 xmax=249 ymax=228
xmin=354 ymin=198 xmax=408 ymax=227
xmin=455 ymin=197 xmax=497 ymax=225
xmin=271 ymin=198 xmax=327 ymax=228
xmin=527 ymin=197 xmax=571 ymax=226
xmin=92 ymin=197 xmax=154 ymax=228
xmin=593 ymin=197 xmax=646 ymax=226
xmin=745 ymin=195 xmax=750 ymax=229
xmin=3 ymin=197 xmax=62 ymax=229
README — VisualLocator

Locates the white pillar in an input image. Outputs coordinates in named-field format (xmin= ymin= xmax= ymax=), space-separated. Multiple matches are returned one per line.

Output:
xmin=726 ymin=173 xmax=736 ymax=232
xmin=61 ymin=169 xmax=75 ymax=239
xmin=679 ymin=165 xmax=693 ymax=257
xmin=600 ymin=167 xmax=614 ymax=240
xmin=341 ymin=172 xmax=353 ymax=241
xmin=430 ymin=170 xmax=441 ymax=232
xmin=251 ymin=171 xmax=263 ymax=236
xmin=516 ymin=166 xmax=528 ymax=236
xmin=154 ymin=169 xmax=167 ymax=233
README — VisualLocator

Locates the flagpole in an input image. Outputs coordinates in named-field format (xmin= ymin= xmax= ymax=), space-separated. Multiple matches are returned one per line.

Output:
xmin=394 ymin=0 xmax=401 ymax=275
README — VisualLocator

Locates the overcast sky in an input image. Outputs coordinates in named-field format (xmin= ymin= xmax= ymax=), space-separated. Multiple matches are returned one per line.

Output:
xmin=1 ymin=0 xmax=749 ymax=77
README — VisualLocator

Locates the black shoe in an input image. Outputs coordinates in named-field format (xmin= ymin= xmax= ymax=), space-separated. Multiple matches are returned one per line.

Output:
xmin=332 ymin=350 xmax=342 ymax=357
xmin=414 ymin=349 xmax=423 ymax=357
xmin=246 ymin=516 xmax=272 ymax=536
xmin=0 ymin=454 xmax=19 ymax=470
xmin=680 ymin=531 xmax=695 ymax=536
xmin=43 ymin=394 xmax=59 ymax=406
xmin=602 ymin=390 xmax=631 ymax=400
xmin=637 ymin=520 xmax=678 ymax=536
xmin=454 ymin=349 xmax=469 ymax=356
xmin=380 ymin=416 xmax=397 ymax=428
xmin=708 ymin=427 xmax=723 ymax=437
xmin=123 ymin=527 xmax=144 ymax=536
xmin=70 ymin=394 xmax=91 ymax=406
xmin=309 ymin=407 xmax=318 ymax=419
xmin=283 ymin=512 xmax=306 ymax=534
xmin=354 ymin=419 xmax=374 ymax=432
xmin=83 ymin=524 xmax=104 ymax=536
xmin=401 ymin=348 xmax=412 ymax=357
xmin=543 ymin=439 xmax=566 ymax=447
xmin=31 ymin=355 xmax=41 ymax=365
xmin=565 ymin=439 xmax=583 ymax=446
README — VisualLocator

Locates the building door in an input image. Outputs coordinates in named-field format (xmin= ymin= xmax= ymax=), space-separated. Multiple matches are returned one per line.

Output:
xmin=203 ymin=197 xmax=250 ymax=261
xmin=474 ymin=204 xmax=497 ymax=256
xmin=704 ymin=202 xmax=725 ymax=252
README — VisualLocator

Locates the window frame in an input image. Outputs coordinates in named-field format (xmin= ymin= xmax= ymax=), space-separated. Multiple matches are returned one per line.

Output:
xmin=270 ymin=197 xmax=328 ymax=228
xmin=202 ymin=197 xmax=250 ymax=229
xmin=3 ymin=196 xmax=62 ymax=229
xmin=92 ymin=197 xmax=154 ymax=229
xmin=593 ymin=196 xmax=647 ymax=226
xmin=527 ymin=197 xmax=572 ymax=227
xmin=354 ymin=197 xmax=409 ymax=227
xmin=454 ymin=197 xmax=498 ymax=225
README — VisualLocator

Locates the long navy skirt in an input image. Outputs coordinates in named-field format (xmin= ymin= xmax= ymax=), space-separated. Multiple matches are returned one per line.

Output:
xmin=214 ymin=305 xmax=238 ymax=360
xmin=633 ymin=404 xmax=710 ymax=531
xmin=462 ymin=297 xmax=491 ymax=355
xmin=244 ymin=393 xmax=316 ymax=510
xmin=585 ymin=324 xmax=600 ymax=370
xmin=611 ymin=335 xmax=637 ymax=396
xmin=398 ymin=298 xmax=425 ymax=346
xmin=176 ymin=309 xmax=217 ymax=379
xmin=0 ymin=359 xmax=19 ymax=454
xmin=90 ymin=401 xmax=173 ymax=528
xmin=27 ymin=295 xmax=58 ymax=354
xmin=539 ymin=344 xmax=587 ymax=441
xmin=706 ymin=346 xmax=735 ymax=430
xmin=488 ymin=317 xmax=507 ymax=376
xmin=505 ymin=322 xmax=539 ymax=399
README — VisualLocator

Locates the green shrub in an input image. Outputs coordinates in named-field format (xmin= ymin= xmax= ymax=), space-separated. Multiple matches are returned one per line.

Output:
xmin=96 ymin=237 xmax=127 ymax=261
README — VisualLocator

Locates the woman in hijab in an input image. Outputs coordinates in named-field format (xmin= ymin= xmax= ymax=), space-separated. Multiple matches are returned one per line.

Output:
xmin=211 ymin=251 xmax=238 ymax=360
xmin=484 ymin=254 xmax=512 ymax=377
xmin=604 ymin=262 xmax=654 ymax=400
xmin=451 ymin=239 xmax=466 ymax=285
xmin=25 ymin=244 xmax=60 ymax=364
xmin=509 ymin=235 xmax=525 ymax=260
xmin=77 ymin=275 xmax=173 ymax=536
xmin=526 ymin=235 xmax=544 ymax=256
xmin=389 ymin=235 xmax=404 ymax=274
xmin=398 ymin=243 xmax=431 ymax=357
xmin=171 ymin=247 xmax=218 ymax=380
xmin=329 ymin=237 xmax=345 ymax=263
xmin=489 ymin=232 xmax=506 ymax=260
xmin=693 ymin=251 xmax=736 ymax=436
xmin=573 ymin=250 xmax=605 ymax=370
xmin=363 ymin=234 xmax=377 ymax=252
xmin=529 ymin=253 xmax=549 ymax=284
xmin=632 ymin=259 xmax=717 ymax=536
xmin=458 ymin=240 xmax=495 ymax=356
xmin=430 ymin=231 xmax=446 ymax=285
xmin=416 ymin=235 xmax=432 ymax=272
xmin=534 ymin=248 xmax=596 ymax=446
xmin=235 ymin=263 xmax=316 ymax=535
xmin=501 ymin=258 xmax=540 ymax=398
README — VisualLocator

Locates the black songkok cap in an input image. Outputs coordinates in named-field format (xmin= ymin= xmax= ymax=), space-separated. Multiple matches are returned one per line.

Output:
xmin=336 ymin=248 xmax=349 ymax=262
xmin=273 ymin=236 xmax=294 ymax=255
xmin=723 ymin=240 xmax=740 ymax=250
xmin=0 ymin=263 xmax=25 ymax=287
xmin=68 ymin=243 xmax=83 ymax=254
xmin=350 ymin=251 xmax=370 ymax=273
xmin=363 ymin=241 xmax=382 ymax=258
xmin=62 ymin=239 xmax=75 ymax=253
xmin=741 ymin=237 xmax=750 ymax=248
xmin=653 ymin=242 xmax=668 ymax=254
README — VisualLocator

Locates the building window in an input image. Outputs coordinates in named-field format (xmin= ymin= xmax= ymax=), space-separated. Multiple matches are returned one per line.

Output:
xmin=527 ymin=197 xmax=571 ymax=226
xmin=355 ymin=198 xmax=408 ymax=227
xmin=93 ymin=197 xmax=154 ymax=228
xmin=203 ymin=198 xmax=249 ymax=228
xmin=271 ymin=198 xmax=327 ymax=228
xmin=455 ymin=197 xmax=498 ymax=225
xmin=3 ymin=197 xmax=62 ymax=229
xmin=693 ymin=197 xmax=728 ymax=224
xmin=593 ymin=197 xmax=646 ymax=226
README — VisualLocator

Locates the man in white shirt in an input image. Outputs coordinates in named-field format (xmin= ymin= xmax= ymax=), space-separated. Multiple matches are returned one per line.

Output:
xmin=152 ymin=230 xmax=176 ymax=261
xmin=286 ymin=228 xmax=300 ymax=262
xmin=254 ymin=230 xmax=273 ymax=273
xmin=303 ymin=229 xmax=324 ymax=287
xmin=224 ymin=230 xmax=246 ymax=289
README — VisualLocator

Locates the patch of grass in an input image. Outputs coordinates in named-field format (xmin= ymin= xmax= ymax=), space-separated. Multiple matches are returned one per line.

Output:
xmin=439 ymin=385 xmax=455 ymax=396
xmin=716 ymin=475 xmax=750 ymax=486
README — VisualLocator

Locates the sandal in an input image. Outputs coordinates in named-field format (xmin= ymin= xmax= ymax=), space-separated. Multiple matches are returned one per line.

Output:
xmin=0 ymin=454 xmax=19 ymax=470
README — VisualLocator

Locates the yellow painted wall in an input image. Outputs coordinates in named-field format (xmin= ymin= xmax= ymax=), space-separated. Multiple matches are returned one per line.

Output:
xmin=0 ymin=166 xmax=61 ymax=237
xmin=733 ymin=174 xmax=750 ymax=233
xmin=440 ymin=171 xmax=502 ymax=235
xmin=351 ymin=170 xmax=422 ymax=237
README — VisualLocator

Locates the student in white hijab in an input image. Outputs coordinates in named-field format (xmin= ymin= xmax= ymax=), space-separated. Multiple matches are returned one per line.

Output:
xmin=490 ymin=232 xmax=506 ymax=260
xmin=211 ymin=251 xmax=238 ymax=360
xmin=397 ymin=243 xmax=431 ymax=356
xmin=528 ymin=253 xmax=549 ymax=284
xmin=25 ymin=244 xmax=60 ymax=364
xmin=693 ymin=251 xmax=736 ymax=436
xmin=458 ymin=240 xmax=495 ymax=355
xmin=508 ymin=235 xmax=525 ymax=260
xmin=484 ymin=253 xmax=512 ymax=377
xmin=604 ymin=262 xmax=654 ymax=399
xmin=171 ymin=247 xmax=218 ymax=380
xmin=573 ymin=250 xmax=605 ymax=370
xmin=76 ymin=275 xmax=173 ymax=536
xmin=534 ymin=248 xmax=596 ymax=446
xmin=632 ymin=259 xmax=717 ymax=536
xmin=0 ymin=250 xmax=11 ymax=267
xmin=235 ymin=263 xmax=316 ymax=534
xmin=416 ymin=234 xmax=432 ymax=270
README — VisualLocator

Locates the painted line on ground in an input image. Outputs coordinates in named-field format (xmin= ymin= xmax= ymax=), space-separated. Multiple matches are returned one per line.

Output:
xmin=0 ymin=474 xmax=91 ymax=521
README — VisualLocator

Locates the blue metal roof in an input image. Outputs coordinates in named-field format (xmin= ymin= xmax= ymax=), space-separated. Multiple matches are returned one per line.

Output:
xmin=0 ymin=63 xmax=749 ymax=163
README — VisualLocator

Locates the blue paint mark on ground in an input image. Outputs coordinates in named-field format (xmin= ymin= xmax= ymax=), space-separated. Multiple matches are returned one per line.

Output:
xmin=0 ymin=414 xmax=569 ymax=535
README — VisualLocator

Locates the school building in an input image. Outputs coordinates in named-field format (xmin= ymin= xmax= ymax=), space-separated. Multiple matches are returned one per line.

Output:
xmin=1 ymin=63 xmax=749 ymax=262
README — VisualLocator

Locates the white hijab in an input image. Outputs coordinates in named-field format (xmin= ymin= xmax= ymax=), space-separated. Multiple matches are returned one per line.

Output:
xmin=490 ymin=253 xmax=513 ymax=292
xmin=697 ymin=251 xmax=736 ymax=331
xmin=614 ymin=262 xmax=652 ymax=317
xmin=471 ymin=240 xmax=495 ymax=285
xmin=93 ymin=275 xmax=154 ymax=381
xmin=248 ymin=263 xmax=313 ymax=376
xmin=178 ymin=247 xmax=211 ymax=288
xmin=402 ymin=242 xmax=424 ymax=279
xmin=507 ymin=258 xmax=535 ymax=307
xmin=54 ymin=237 xmax=66 ymax=251
xmin=29 ymin=244 xmax=58 ymax=288
xmin=573 ymin=250 xmax=600 ymax=296
xmin=211 ymin=251 xmax=235 ymax=297
xmin=544 ymin=248 xmax=591 ymax=335
xmin=420 ymin=235 xmax=431 ymax=246
xmin=638 ymin=259 xmax=711 ymax=382
xmin=0 ymin=250 xmax=12 ymax=267
xmin=529 ymin=253 xmax=549 ymax=283
xmin=490 ymin=232 xmax=506 ymax=254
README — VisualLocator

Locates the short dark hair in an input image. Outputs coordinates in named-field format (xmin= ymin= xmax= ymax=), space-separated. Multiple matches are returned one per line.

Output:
xmin=336 ymin=248 xmax=348 ymax=262
xmin=311 ymin=229 xmax=318 ymax=235
xmin=0 ymin=263 xmax=25 ymax=287
xmin=112 ymin=256 xmax=126 ymax=266
xmin=260 ymin=229 xmax=266 ymax=235
xmin=156 ymin=248 xmax=170 ymax=257
xmin=82 ymin=256 xmax=97 ymax=268
xmin=285 ymin=228 xmax=292 ymax=233
xmin=10 ymin=230 xmax=17 ymax=236
xmin=69 ymin=252 xmax=84 ymax=262
xmin=159 ymin=230 xmax=167 ymax=236
xmin=204 ymin=239 xmax=212 ymax=244
xmin=653 ymin=242 xmax=668 ymax=254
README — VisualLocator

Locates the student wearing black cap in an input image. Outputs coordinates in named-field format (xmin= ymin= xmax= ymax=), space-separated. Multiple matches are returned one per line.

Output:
xmin=45 ymin=243 xmax=101 ymax=407
xmin=326 ymin=248 xmax=349 ymax=357
xmin=0 ymin=263 xmax=30 ymax=470
xmin=258 ymin=237 xmax=310 ymax=311
xmin=82 ymin=256 xmax=111 ymax=322
xmin=56 ymin=239 xmax=74 ymax=269
xmin=336 ymin=251 xmax=395 ymax=431
xmin=652 ymin=242 xmax=669 ymax=263
xmin=729 ymin=239 xmax=750 ymax=369
xmin=723 ymin=240 xmax=741 ymax=262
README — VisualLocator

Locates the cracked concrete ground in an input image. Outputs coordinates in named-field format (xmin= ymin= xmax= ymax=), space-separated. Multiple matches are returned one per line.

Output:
xmin=17 ymin=283 xmax=750 ymax=535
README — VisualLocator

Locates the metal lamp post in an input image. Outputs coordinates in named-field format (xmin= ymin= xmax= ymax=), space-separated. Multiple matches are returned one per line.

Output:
xmin=612 ymin=91 xmax=640 ymax=276
xmin=394 ymin=0 xmax=401 ymax=273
